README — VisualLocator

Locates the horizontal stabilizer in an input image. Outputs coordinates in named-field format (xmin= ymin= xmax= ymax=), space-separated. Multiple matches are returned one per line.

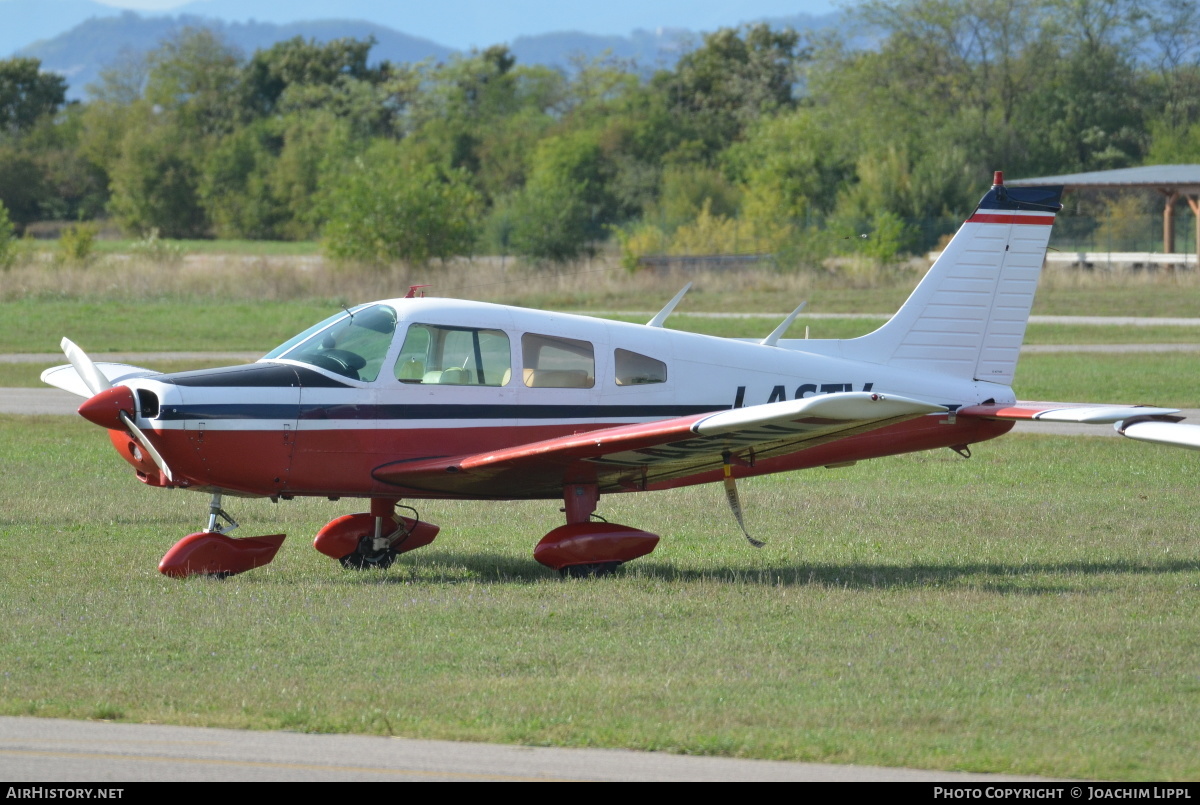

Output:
xmin=959 ymin=401 xmax=1180 ymax=424
xmin=1118 ymin=420 xmax=1200 ymax=451
xmin=41 ymin=362 xmax=162 ymax=398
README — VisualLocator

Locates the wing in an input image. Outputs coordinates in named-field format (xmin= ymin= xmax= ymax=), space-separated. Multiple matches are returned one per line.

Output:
xmin=958 ymin=400 xmax=1181 ymax=424
xmin=373 ymin=391 xmax=947 ymax=498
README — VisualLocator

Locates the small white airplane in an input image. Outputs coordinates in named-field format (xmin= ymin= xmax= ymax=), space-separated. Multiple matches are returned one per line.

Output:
xmin=42 ymin=172 xmax=1194 ymax=578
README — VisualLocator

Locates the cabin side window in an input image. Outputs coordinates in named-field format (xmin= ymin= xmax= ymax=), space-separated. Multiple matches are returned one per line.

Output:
xmin=614 ymin=349 xmax=667 ymax=386
xmin=395 ymin=324 xmax=512 ymax=386
xmin=522 ymin=333 xmax=595 ymax=388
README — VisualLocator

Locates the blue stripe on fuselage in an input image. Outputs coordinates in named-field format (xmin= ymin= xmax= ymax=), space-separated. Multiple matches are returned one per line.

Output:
xmin=154 ymin=403 xmax=725 ymax=422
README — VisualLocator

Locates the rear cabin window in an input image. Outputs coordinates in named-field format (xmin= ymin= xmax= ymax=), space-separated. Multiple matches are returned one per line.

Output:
xmin=522 ymin=333 xmax=595 ymax=388
xmin=395 ymin=324 xmax=511 ymax=386
xmin=614 ymin=349 xmax=667 ymax=386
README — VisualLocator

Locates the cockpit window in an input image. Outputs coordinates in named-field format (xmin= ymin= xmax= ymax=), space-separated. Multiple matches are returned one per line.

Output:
xmin=395 ymin=324 xmax=511 ymax=386
xmin=266 ymin=304 xmax=398 ymax=382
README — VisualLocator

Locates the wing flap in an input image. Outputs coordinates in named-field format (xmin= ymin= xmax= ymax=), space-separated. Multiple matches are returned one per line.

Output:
xmin=373 ymin=392 xmax=946 ymax=498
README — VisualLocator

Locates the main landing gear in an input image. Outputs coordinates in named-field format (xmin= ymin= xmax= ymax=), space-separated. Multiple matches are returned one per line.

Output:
xmin=533 ymin=484 xmax=660 ymax=577
xmin=158 ymin=493 xmax=286 ymax=579
xmin=313 ymin=498 xmax=439 ymax=570
xmin=156 ymin=488 xmax=654 ymax=580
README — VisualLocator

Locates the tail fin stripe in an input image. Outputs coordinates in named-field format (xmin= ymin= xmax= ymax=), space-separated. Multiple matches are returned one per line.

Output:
xmin=968 ymin=213 xmax=1055 ymax=225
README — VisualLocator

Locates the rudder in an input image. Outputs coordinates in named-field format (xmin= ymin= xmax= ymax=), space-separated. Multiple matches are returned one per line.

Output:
xmin=839 ymin=172 xmax=1063 ymax=385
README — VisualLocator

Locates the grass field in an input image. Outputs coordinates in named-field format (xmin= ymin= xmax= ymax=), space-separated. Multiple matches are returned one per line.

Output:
xmin=2 ymin=255 xmax=1199 ymax=779
xmin=4 ymin=251 xmax=1200 ymax=316
xmin=0 ymin=416 xmax=1196 ymax=780
xmin=4 ymin=301 xmax=1200 ymax=355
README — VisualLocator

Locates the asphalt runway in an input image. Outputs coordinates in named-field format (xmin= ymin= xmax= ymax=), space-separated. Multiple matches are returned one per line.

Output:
xmin=0 ymin=716 xmax=1061 ymax=782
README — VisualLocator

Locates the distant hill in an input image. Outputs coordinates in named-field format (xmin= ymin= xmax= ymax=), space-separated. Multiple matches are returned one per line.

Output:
xmin=11 ymin=5 xmax=843 ymax=101
xmin=18 ymin=13 xmax=457 ymax=99
xmin=0 ymin=0 xmax=121 ymax=58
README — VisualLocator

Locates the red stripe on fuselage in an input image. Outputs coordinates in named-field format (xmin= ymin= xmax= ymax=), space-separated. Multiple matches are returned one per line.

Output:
xmin=966 ymin=213 xmax=1055 ymax=225
xmin=131 ymin=416 xmax=1014 ymax=499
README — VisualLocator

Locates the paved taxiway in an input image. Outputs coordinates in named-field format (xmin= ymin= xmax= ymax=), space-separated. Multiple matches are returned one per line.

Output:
xmin=0 ymin=716 xmax=1063 ymax=782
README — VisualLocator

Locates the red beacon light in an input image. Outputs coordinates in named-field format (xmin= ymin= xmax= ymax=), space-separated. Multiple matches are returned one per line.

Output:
xmin=405 ymin=285 xmax=431 ymax=299
xmin=993 ymin=170 xmax=1004 ymax=186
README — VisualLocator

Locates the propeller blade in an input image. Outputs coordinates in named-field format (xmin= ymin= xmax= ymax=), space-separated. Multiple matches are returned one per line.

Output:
xmin=119 ymin=410 xmax=174 ymax=483
xmin=61 ymin=337 xmax=112 ymax=397
xmin=722 ymin=454 xmax=764 ymax=548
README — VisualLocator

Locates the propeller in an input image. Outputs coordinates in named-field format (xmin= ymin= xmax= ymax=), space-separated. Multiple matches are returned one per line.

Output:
xmin=62 ymin=337 xmax=174 ymax=483
xmin=62 ymin=337 xmax=112 ymax=396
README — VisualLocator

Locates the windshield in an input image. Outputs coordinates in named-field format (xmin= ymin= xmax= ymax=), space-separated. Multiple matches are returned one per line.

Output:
xmin=264 ymin=304 xmax=398 ymax=382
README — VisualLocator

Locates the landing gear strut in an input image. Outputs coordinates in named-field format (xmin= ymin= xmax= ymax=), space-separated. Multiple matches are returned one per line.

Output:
xmin=533 ymin=484 xmax=660 ymax=577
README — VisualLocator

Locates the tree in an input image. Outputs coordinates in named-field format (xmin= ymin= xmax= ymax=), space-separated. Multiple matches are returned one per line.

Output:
xmin=143 ymin=27 xmax=244 ymax=137
xmin=240 ymin=36 xmax=383 ymax=117
xmin=0 ymin=144 xmax=47 ymax=229
xmin=665 ymin=24 xmax=807 ymax=158
xmin=199 ymin=120 xmax=286 ymax=239
xmin=0 ymin=199 xmax=15 ymax=268
xmin=322 ymin=140 xmax=481 ymax=264
xmin=0 ymin=58 xmax=66 ymax=135
xmin=108 ymin=116 xmax=208 ymax=238
xmin=506 ymin=130 xmax=619 ymax=262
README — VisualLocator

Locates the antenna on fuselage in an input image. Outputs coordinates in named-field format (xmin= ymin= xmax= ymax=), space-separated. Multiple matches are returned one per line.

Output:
xmin=647 ymin=283 xmax=692 ymax=328
xmin=759 ymin=301 xmax=807 ymax=347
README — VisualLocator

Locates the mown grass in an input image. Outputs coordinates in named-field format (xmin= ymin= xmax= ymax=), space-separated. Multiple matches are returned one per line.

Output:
xmin=0 ymin=415 xmax=1196 ymax=779
xmin=3 ymin=300 xmax=1199 ymax=355
xmin=3 ymin=253 xmax=1199 ymax=778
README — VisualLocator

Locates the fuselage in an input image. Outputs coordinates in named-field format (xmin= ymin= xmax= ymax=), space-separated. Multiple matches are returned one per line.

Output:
xmin=109 ymin=297 xmax=1016 ymax=498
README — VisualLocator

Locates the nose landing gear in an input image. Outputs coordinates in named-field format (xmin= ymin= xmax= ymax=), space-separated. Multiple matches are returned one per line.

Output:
xmin=158 ymin=493 xmax=286 ymax=579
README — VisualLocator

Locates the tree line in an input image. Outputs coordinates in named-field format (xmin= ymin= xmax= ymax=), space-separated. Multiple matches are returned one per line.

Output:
xmin=0 ymin=0 xmax=1197 ymax=265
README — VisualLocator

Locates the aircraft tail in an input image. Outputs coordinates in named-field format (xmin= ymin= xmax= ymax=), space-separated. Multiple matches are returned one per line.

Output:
xmin=837 ymin=172 xmax=1064 ymax=385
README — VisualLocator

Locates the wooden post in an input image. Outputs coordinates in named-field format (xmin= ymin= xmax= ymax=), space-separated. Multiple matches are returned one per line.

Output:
xmin=1163 ymin=190 xmax=1180 ymax=254
xmin=1188 ymin=195 xmax=1200 ymax=268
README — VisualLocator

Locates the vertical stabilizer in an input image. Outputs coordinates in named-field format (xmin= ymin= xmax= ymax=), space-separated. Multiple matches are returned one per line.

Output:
xmin=840 ymin=174 xmax=1063 ymax=384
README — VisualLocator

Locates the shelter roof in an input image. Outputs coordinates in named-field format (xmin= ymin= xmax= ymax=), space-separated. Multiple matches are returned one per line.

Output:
xmin=1008 ymin=165 xmax=1200 ymax=193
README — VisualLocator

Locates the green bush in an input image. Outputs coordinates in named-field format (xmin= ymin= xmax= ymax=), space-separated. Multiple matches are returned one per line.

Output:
xmin=129 ymin=228 xmax=184 ymax=264
xmin=59 ymin=220 xmax=99 ymax=264
xmin=0 ymin=201 xmax=14 ymax=269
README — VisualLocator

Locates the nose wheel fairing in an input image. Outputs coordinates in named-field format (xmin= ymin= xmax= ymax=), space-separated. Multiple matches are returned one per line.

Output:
xmin=158 ymin=532 xmax=286 ymax=579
